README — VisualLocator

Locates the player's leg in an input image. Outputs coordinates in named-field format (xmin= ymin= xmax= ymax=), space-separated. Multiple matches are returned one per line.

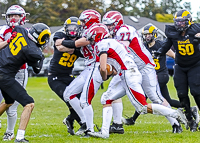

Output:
xmin=88 ymin=82 xmax=126 ymax=138
xmin=104 ymin=75 xmax=125 ymax=134
xmin=63 ymin=67 xmax=93 ymax=135
xmin=157 ymin=71 xmax=181 ymax=108
xmin=1 ymin=76 xmax=34 ymax=142
xmin=80 ymin=64 xmax=103 ymax=134
xmin=187 ymin=64 xmax=200 ymax=130
xmin=141 ymin=68 xmax=181 ymax=131
xmin=3 ymin=69 xmax=28 ymax=141
xmin=174 ymin=64 xmax=197 ymax=131
xmin=47 ymin=75 xmax=81 ymax=135
xmin=123 ymin=69 xmax=186 ymax=130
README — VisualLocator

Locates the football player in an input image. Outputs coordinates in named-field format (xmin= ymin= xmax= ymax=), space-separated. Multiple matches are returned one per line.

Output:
xmin=86 ymin=23 xmax=187 ymax=139
xmin=0 ymin=5 xmax=29 ymax=141
xmin=56 ymin=9 xmax=103 ymax=135
xmin=0 ymin=23 xmax=51 ymax=142
xmin=47 ymin=16 xmax=83 ymax=135
xmin=102 ymin=11 xmax=183 ymax=134
xmin=154 ymin=9 xmax=200 ymax=132
xmin=124 ymin=25 xmax=199 ymax=126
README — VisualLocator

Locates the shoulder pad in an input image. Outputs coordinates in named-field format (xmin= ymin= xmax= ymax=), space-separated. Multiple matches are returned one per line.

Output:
xmin=53 ymin=31 xmax=65 ymax=41
xmin=165 ymin=25 xmax=180 ymax=39
xmin=187 ymin=23 xmax=200 ymax=35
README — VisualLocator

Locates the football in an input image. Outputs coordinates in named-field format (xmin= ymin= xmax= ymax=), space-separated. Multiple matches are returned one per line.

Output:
xmin=106 ymin=63 xmax=113 ymax=75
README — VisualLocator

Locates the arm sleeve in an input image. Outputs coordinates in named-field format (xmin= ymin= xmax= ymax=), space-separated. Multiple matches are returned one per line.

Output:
xmin=61 ymin=40 xmax=76 ymax=49
xmin=158 ymin=38 xmax=173 ymax=55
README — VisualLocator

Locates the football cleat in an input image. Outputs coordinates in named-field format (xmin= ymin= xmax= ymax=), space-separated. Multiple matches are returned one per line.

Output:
xmin=121 ymin=116 xmax=135 ymax=125
xmin=63 ymin=117 xmax=75 ymax=135
xmin=190 ymin=106 xmax=199 ymax=124
xmin=176 ymin=108 xmax=188 ymax=129
xmin=188 ymin=119 xmax=198 ymax=132
xmin=75 ymin=122 xmax=87 ymax=136
xmin=3 ymin=132 xmax=14 ymax=141
xmin=109 ymin=122 xmax=124 ymax=134
xmin=172 ymin=124 xmax=183 ymax=133
xmin=14 ymin=138 xmax=29 ymax=142
xmin=88 ymin=131 xmax=109 ymax=138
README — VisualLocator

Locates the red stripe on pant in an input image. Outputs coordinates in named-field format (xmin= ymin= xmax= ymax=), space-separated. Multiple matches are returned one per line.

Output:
xmin=87 ymin=79 xmax=95 ymax=105
xmin=130 ymin=88 xmax=147 ymax=106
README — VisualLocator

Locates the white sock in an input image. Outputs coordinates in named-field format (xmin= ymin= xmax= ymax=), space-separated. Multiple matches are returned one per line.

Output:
xmin=16 ymin=129 xmax=25 ymax=140
xmin=83 ymin=105 xmax=94 ymax=132
xmin=112 ymin=102 xmax=123 ymax=124
xmin=69 ymin=97 xmax=86 ymax=123
xmin=151 ymin=104 xmax=178 ymax=118
xmin=6 ymin=112 xmax=17 ymax=133
xmin=101 ymin=106 xmax=113 ymax=136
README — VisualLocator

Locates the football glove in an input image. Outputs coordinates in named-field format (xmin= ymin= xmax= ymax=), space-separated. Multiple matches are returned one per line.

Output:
xmin=7 ymin=31 xmax=17 ymax=43
xmin=152 ymin=50 xmax=162 ymax=59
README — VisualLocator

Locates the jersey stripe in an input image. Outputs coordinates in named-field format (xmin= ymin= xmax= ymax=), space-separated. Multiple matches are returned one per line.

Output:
xmin=107 ymin=48 xmax=127 ymax=70
xmin=129 ymin=37 xmax=155 ymax=66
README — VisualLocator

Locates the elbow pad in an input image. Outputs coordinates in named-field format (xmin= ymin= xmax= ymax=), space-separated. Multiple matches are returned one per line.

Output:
xmin=61 ymin=40 xmax=76 ymax=48
xmin=33 ymin=55 xmax=45 ymax=74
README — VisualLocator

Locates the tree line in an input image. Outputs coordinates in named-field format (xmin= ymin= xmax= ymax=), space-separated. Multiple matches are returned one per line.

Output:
xmin=0 ymin=0 xmax=199 ymax=26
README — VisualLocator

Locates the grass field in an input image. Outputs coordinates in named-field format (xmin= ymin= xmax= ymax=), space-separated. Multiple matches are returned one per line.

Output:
xmin=0 ymin=76 xmax=199 ymax=143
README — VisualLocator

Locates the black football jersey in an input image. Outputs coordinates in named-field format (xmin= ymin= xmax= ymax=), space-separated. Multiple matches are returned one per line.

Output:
xmin=48 ymin=31 xmax=83 ymax=75
xmin=162 ymin=23 xmax=200 ymax=67
xmin=145 ymin=40 xmax=168 ymax=73
xmin=0 ymin=26 xmax=43 ymax=76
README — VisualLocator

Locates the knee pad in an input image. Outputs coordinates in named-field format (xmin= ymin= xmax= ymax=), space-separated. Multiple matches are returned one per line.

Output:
xmin=101 ymin=92 xmax=110 ymax=105
xmin=6 ymin=102 xmax=19 ymax=117
xmin=63 ymin=87 xmax=70 ymax=102
xmin=80 ymin=102 xmax=89 ymax=109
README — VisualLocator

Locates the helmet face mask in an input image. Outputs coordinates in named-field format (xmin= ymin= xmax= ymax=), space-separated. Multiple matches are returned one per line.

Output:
xmin=28 ymin=23 xmax=51 ymax=49
xmin=142 ymin=25 xmax=158 ymax=44
xmin=64 ymin=17 xmax=82 ymax=39
xmin=173 ymin=9 xmax=192 ymax=31
xmin=2 ymin=5 xmax=29 ymax=27
xmin=102 ymin=11 xmax=124 ymax=36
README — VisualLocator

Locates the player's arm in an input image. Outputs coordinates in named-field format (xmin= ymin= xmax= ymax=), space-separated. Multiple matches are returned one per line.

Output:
xmin=99 ymin=53 xmax=108 ymax=81
xmin=166 ymin=49 xmax=175 ymax=59
xmin=154 ymin=38 xmax=173 ymax=58
xmin=32 ymin=55 xmax=45 ymax=74
xmin=56 ymin=37 xmax=89 ymax=48
xmin=55 ymin=38 xmax=75 ymax=54
xmin=0 ymin=38 xmax=8 ymax=49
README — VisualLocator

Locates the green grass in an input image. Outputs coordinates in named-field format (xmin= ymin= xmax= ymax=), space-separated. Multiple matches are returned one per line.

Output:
xmin=0 ymin=76 xmax=198 ymax=143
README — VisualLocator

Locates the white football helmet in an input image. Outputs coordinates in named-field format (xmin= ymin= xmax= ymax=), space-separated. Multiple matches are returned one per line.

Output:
xmin=2 ymin=5 xmax=29 ymax=27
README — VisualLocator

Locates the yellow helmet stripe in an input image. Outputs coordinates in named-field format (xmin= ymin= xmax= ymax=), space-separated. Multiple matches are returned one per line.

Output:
xmin=149 ymin=26 xmax=155 ymax=33
xmin=38 ymin=29 xmax=51 ymax=45
xmin=182 ymin=10 xmax=190 ymax=18
xmin=77 ymin=19 xmax=81 ymax=25
xmin=66 ymin=18 xmax=71 ymax=24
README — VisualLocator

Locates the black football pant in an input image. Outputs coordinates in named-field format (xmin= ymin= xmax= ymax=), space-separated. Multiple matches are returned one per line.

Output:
xmin=174 ymin=62 xmax=200 ymax=121
xmin=157 ymin=71 xmax=181 ymax=108
xmin=48 ymin=75 xmax=81 ymax=125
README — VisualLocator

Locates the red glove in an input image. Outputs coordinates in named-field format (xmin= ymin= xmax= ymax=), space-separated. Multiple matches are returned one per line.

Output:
xmin=7 ymin=31 xmax=17 ymax=43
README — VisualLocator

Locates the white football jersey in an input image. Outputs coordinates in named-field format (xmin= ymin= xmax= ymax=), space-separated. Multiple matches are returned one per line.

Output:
xmin=95 ymin=38 xmax=137 ymax=73
xmin=81 ymin=29 xmax=99 ymax=66
xmin=116 ymin=24 xmax=155 ymax=70
xmin=0 ymin=25 xmax=12 ymax=41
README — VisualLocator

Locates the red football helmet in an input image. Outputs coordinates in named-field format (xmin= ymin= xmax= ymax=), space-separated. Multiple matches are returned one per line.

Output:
xmin=86 ymin=23 xmax=110 ymax=45
xmin=102 ymin=11 xmax=124 ymax=35
xmin=2 ymin=5 xmax=29 ymax=27
xmin=79 ymin=9 xmax=101 ymax=29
